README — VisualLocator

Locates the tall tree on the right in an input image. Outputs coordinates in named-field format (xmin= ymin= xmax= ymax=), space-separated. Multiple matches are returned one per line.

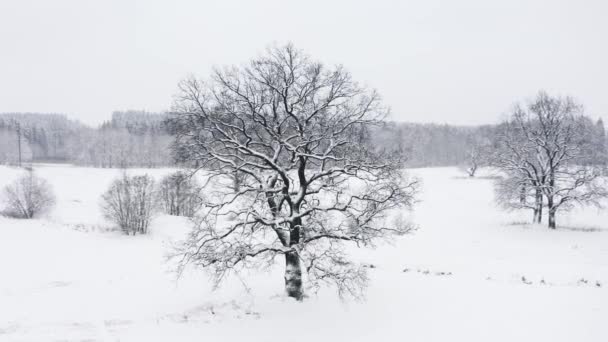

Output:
xmin=495 ymin=91 xmax=608 ymax=229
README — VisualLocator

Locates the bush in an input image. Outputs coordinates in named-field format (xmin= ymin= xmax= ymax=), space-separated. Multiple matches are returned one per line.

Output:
xmin=2 ymin=170 xmax=55 ymax=218
xmin=158 ymin=171 xmax=201 ymax=217
xmin=101 ymin=173 xmax=156 ymax=235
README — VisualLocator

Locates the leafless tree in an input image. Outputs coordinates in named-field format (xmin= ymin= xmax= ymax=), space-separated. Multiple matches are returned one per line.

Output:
xmin=101 ymin=173 xmax=156 ymax=234
xmin=494 ymin=91 xmax=608 ymax=228
xmin=158 ymin=171 xmax=201 ymax=217
xmin=462 ymin=134 xmax=491 ymax=177
xmin=2 ymin=169 xmax=55 ymax=218
xmin=169 ymin=44 xmax=418 ymax=300
xmin=492 ymin=117 xmax=546 ymax=223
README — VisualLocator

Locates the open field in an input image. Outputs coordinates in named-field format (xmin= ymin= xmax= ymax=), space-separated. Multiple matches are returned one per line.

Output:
xmin=1 ymin=165 xmax=607 ymax=341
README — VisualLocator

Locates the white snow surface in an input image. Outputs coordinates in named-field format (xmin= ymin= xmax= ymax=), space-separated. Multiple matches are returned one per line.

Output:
xmin=0 ymin=165 xmax=607 ymax=341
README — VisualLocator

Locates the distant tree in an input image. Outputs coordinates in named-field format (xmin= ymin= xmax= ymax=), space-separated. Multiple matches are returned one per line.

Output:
xmin=2 ymin=170 xmax=55 ymax=218
xmin=101 ymin=173 xmax=156 ymax=234
xmin=462 ymin=133 xmax=491 ymax=177
xmin=158 ymin=171 xmax=201 ymax=217
xmin=169 ymin=44 xmax=418 ymax=300
xmin=494 ymin=92 xmax=608 ymax=228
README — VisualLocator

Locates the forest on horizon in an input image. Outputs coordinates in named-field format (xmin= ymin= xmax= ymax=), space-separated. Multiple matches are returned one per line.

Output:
xmin=0 ymin=110 xmax=606 ymax=170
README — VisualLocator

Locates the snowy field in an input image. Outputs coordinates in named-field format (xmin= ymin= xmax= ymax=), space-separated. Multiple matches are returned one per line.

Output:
xmin=0 ymin=165 xmax=607 ymax=341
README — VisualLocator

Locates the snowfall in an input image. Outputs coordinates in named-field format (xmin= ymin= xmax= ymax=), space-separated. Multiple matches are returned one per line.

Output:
xmin=0 ymin=165 xmax=606 ymax=342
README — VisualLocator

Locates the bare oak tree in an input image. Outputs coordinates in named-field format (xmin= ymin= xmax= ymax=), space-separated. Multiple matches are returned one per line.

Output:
xmin=527 ymin=93 xmax=608 ymax=228
xmin=169 ymin=44 xmax=417 ymax=300
xmin=494 ymin=91 xmax=607 ymax=228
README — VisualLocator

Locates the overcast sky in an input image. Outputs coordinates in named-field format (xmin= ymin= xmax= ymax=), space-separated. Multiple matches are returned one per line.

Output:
xmin=0 ymin=0 xmax=606 ymax=126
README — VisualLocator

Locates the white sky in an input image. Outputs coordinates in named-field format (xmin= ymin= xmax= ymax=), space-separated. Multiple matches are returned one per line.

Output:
xmin=1 ymin=0 xmax=607 ymax=126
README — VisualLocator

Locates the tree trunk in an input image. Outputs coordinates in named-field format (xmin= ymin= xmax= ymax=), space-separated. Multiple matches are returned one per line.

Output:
xmin=548 ymin=209 xmax=556 ymax=229
xmin=468 ymin=163 xmax=477 ymax=177
xmin=532 ymin=207 xmax=539 ymax=223
xmin=547 ymin=196 xmax=556 ymax=229
xmin=284 ymin=251 xmax=303 ymax=300
xmin=533 ymin=188 xmax=543 ymax=224
xmin=547 ymin=171 xmax=556 ymax=229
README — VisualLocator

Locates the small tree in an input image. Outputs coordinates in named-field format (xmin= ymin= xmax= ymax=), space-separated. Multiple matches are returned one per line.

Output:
xmin=101 ymin=173 xmax=156 ymax=235
xmin=463 ymin=138 xmax=490 ymax=177
xmin=2 ymin=170 xmax=55 ymax=218
xmin=158 ymin=171 xmax=201 ymax=217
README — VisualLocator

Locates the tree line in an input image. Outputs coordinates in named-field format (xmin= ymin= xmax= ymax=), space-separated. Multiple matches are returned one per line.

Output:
xmin=0 ymin=111 xmax=172 ymax=168
xmin=6 ymin=111 xmax=591 ymax=170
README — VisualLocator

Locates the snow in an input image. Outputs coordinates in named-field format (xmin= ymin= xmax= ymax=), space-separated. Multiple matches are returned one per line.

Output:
xmin=0 ymin=165 xmax=607 ymax=341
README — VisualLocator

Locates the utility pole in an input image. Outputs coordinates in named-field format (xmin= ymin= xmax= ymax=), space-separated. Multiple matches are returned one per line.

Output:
xmin=10 ymin=119 xmax=23 ymax=167
xmin=16 ymin=121 xmax=22 ymax=167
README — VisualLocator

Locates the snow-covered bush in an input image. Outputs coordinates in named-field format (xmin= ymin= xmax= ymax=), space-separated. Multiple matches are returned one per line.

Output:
xmin=101 ymin=173 xmax=156 ymax=235
xmin=157 ymin=171 xmax=201 ymax=217
xmin=2 ymin=170 xmax=55 ymax=218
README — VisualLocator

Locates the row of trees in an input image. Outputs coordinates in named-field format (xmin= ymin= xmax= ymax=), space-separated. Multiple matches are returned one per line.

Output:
xmin=9 ymin=111 xmax=600 ymax=171
xmin=0 ymin=111 xmax=173 ymax=168
xmin=0 ymin=114 xmax=72 ymax=165
xmin=73 ymin=126 xmax=172 ymax=168
xmin=373 ymin=122 xmax=499 ymax=168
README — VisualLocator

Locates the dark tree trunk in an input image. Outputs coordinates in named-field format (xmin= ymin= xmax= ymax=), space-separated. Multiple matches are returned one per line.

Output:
xmin=468 ymin=163 xmax=477 ymax=177
xmin=285 ymin=211 xmax=304 ymax=300
xmin=284 ymin=251 xmax=303 ymax=300
xmin=547 ymin=172 xmax=556 ymax=229
xmin=548 ymin=209 xmax=556 ymax=229
xmin=547 ymin=196 xmax=556 ymax=229
xmin=532 ymin=208 xmax=539 ymax=223
xmin=533 ymin=188 xmax=543 ymax=224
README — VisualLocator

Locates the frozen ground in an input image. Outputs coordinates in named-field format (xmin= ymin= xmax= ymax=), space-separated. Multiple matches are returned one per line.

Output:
xmin=0 ymin=165 xmax=607 ymax=341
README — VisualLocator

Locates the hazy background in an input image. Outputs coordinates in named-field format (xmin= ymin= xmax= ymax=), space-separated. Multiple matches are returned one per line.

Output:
xmin=1 ymin=0 xmax=606 ymax=126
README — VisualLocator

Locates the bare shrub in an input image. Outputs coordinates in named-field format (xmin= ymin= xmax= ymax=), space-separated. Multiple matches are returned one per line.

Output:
xmin=101 ymin=173 xmax=156 ymax=235
xmin=157 ymin=171 xmax=201 ymax=217
xmin=2 ymin=170 xmax=55 ymax=218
